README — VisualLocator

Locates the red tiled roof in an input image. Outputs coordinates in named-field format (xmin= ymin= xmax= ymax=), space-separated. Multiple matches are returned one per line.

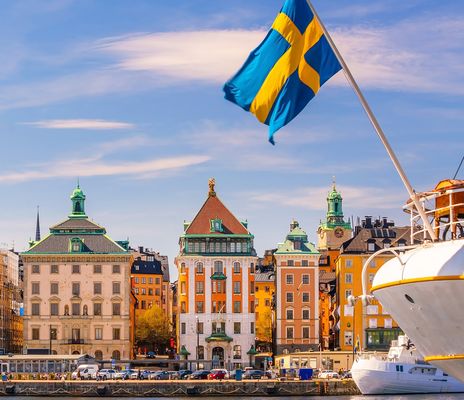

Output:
xmin=186 ymin=195 xmax=249 ymax=235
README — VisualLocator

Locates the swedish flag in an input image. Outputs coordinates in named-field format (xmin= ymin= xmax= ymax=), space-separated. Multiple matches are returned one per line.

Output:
xmin=223 ymin=0 xmax=341 ymax=144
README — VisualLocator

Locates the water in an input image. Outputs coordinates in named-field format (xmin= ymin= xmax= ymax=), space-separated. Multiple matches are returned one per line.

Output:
xmin=1 ymin=396 xmax=462 ymax=399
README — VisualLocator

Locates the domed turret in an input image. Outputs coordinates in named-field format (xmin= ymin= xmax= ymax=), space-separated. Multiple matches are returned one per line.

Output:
xmin=69 ymin=182 xmax=87 ymax=218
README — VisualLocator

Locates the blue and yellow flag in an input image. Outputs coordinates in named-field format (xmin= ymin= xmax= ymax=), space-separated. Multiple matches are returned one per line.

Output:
xmin=223 ymin=0 xmax=341 ymax=144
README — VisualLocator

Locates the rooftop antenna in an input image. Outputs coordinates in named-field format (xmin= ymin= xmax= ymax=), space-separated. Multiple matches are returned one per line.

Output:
xmin=452 ymin=156 xmax=464 ymax=179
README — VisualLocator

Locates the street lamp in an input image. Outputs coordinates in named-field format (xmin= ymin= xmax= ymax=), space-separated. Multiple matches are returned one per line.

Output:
xmin=195 ymin=316 xmax=199 ymax=370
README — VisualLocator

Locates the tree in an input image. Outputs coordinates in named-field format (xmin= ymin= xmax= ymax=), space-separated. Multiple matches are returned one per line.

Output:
xmin=135 ymin=305 xmax=171 ymax=353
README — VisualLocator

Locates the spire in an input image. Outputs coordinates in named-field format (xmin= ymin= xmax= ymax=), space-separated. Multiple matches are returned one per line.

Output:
xmin=332 ymin=175 xmax=336 ymax=191
xmin=35 ymin=206 xmax=41 ymax=242
xmin=326 ymin=180 xmax=344 ymax=224
xmin=69 ymin=183 xmax=87 ymax=218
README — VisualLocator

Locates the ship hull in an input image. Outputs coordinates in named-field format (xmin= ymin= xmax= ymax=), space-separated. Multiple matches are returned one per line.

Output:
xmin=371 ymin=240 xmax=464 ymax=383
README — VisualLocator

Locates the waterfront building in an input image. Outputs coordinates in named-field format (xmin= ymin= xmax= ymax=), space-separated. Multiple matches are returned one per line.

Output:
xmin=176 ymin=179 xmax=257 ymax=369
xmin=22 ymin=185 xmax=134 ymax=359
xmin=0 ymin=248 xmax=23 ymax=354
xmin=316 ymin=182 xmax=352 ymax=350
xmin=336 ymin=216 xmax=417 ymax=351
xmin=254 ymin=265 xmax=275 ymax=353
xmin=274 ymin=220 xmax=321 ymax=354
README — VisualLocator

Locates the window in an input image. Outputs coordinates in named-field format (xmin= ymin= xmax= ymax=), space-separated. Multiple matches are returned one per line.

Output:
xmin=50 ymin=328 xmax=57 ymax=340
xmin=286 ymin=274 xmax=294 ymax=284
xmin=250 ymin=285 xmax=254 ymax=294
xmin=234 ymin=301 xmax=241 ymax=313
xmin=197 ymin=346 xmax=205 ymax=360
xmin=148 ymin=277 xmax=153 ymax=284
xmin=345 ymin=259 xmax=353 ymax=267
xmin=155 ymin=288 xmax=160 ymax=296
xmin=286 ymin=292 xmax=294 ymax=303
xmin=255 ymin=286 xmax=259 ymax=292
xmin=181 ymin=323 xmax=186 ymax=334
xmin=212 ymin=322 xmax=226 ymax=334
xmin=302 ymin=275 xmax=309 ymax=284
xmin=72 ymin=264 xmax=80 ymax=274
xmin=302 ymin=292 xmax=310 ymax=302
xmin=233 ymin=262 xmax=240 ymax=273
xmin=95 ymin=328 xmax=103 ymax=340
xmin=112 ymin=264 xmax=120 ymax=274
xmin=64 ymin=305 xmax=69 ymax=315
xmin=287 ymin=260 xmax=294 ymax=266
xmin=250 ymin=322 xmax=255 ymax=334
xmin=230 ymin=242 xmax=236 ymax=253
xmin=72 ymin=282 xmax=80 ymax=296
xmin=141 ymin=288 xmax=146 ymax=295
xmin=196 ymin=281 xmax=204 ymax=294
xmin=197 ymin=322 xmax=204 ymax=334
xmin=134 ymin=277 xmax=139 ymax=284
xmin=286 ymin=308 xmax=294 ymax=320
xmin=233 ymin=281 xmax=241 ymax=294
xmin=156 ymin=277 xmax=160 ymax=284
xmin=50 ymin=303 xmax=59 ymax=316
xmin=31 ymin=282 xmax=40 ymax=295
xmin=148 ymin=289 xmax=153 ymax=295
xmin=180 ymin=263 xmax=186 ymax=273
xmin=134 ymin=288 xmax=139 ymax=295
xmin=113 ymin=282 xmax=121 ymax=295
xmin=94 ymin=282 xmax=102 ymax=295
xmin=367 ymin=242 xmax=376 ymax=252
xmin=214 ymin=261 xmax=223 ymax=274
xmin=72 ymin=303 xmax=80 ymax=316
xmin=265 ymin=286 xmax=270 ymax=292
xmin=50 ymin=265 xmax=59 ymax=274
xmin=141 ymin=277 xmax=146 ymax=284
xmin=112 ymin=328 xmax=120 ymax=340
xmin=369 ymin=318 xmax=378 ymax=328
xmin=181 ymin=301 xmax=186 ymax=313
xmin=31 ymin=303 xmax=40 ymax=316
xmin=302 ymin=260 xmax=308 ymax=267
xmin=286 ymin=326 xmax=294 ymax=339
xmin=302 ymin=309 xmax=310 ymax=320
xmin=345 ymin=289 xmax=352 ymax=299
xmin=141 ymin=300 xmax=146 ymax=309
xmin=50 ymin=282 xmax=58 ymax=295
xmin=302 ymin=326 xmax=310 ymax=339
xmin=94 ymin=303 xmax=102 ymax=316
xmin=196 ymin=263 xmax=204 ymax=274
xmin=181 ymin=281 xmax=186 ymax=294
xmin=236 ymin=242 xmax=241 ymax=253
xmin=345 ymin=273 xmax=353 ymax=284
xmin=112 ymin=350 xmax=121 ymax=360
xmin=32 ymin=265 xmax=40 ymax=274
xmin=234 ymin=322 xmax=241 ymax=334
xmin=265 ymin=299 xmax=270 ymax=306
xmin=94 ymin=265 xmax=102 ymax=274
xmin=196 ymin=302 xmax=204 ymax=313
xmin=233 ymin=345 xmax=242 ymax=359
xmin=32 ymin=328 xmax=40 ymax=340
xmin=112 ymin=303 xmax=121 ymax=315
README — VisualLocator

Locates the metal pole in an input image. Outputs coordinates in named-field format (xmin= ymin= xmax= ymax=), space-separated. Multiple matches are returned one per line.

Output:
xmin=306 ymin=0 xmax=437 ymax=241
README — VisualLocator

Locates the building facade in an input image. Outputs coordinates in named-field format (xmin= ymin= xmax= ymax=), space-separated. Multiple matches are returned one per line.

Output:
xmin=274 ymin=220 xmax=321 ymax=354
xmin=0 ymin=248 xmax=23 ymax=354
xmin=176 ymin=179 xmax=257 ymax=369
xmin=254 ymin=267 xmax=275 ymax=353
xmin=22 ymin=185 xmax=133 ymax=359
xmin=336 ymin=216 xmax=417 ymax=351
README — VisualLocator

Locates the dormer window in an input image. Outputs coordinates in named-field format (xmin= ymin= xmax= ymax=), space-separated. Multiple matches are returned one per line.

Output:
xmin=367 ymin=240 xmax=376 ymax=252
xmin=210 ymin=218 xmax=223 ymax=233
xmin=69 ymin=237 xmax=83 ymax=253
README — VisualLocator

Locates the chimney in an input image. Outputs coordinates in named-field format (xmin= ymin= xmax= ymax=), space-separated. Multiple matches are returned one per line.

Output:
xmin=138 ymin=246 xmax=143 ymax=253
xmin=382 ymin=217 xmax=388 ymax=227
xmin=365 ymin=216 xmax=373 ymax=228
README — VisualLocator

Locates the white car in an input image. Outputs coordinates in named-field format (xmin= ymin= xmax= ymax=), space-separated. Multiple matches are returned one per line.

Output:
xmin=71 ymin=364 xmax=99 ymax=380
xmin=318 ymin=370 xmax=340 ymax=379
xmin=97 ymin=369 xmax=117 ymax=380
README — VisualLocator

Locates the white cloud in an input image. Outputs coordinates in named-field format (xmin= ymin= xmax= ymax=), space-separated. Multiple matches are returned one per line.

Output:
xmin=250 ymin=185 xmax=406 ymax=211
xmin=25 ymin=119 xmax=135 ymax=130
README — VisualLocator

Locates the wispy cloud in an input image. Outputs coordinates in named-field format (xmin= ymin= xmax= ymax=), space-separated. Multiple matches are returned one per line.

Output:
xmin=25 ymin=119 xmax=135 ymax=130
xmin=250 ymin=185 xmax=406 ymax=211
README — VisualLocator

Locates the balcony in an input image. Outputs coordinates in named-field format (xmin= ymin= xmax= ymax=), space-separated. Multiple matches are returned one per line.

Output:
xmin=67 ymin=339 xmax=86 ymax=344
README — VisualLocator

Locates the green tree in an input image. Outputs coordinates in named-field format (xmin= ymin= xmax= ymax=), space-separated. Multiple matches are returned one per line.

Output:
xmin=135 ymin=305 xmax=171 ymax=353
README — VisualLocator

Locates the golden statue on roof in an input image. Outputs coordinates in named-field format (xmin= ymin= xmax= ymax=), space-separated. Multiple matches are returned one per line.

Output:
xmin=208 ymin=178 xmax=216 ymax=197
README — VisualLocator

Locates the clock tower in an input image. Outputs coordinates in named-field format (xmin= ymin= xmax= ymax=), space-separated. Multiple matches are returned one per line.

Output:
xmin=317 ymin=181 xmax=352 ymax=251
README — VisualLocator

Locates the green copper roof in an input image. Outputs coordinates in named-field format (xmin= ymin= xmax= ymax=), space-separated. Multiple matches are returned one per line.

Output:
xmin=210 ymin=272 xmax=227 ymax=280
xmin=247 ymin=345 xmax=259 ymax=355
xmin=275 ymin=220 xmax=319 ymax=254
xmin=69 ymin=184 xmax=87 ymax=218
xmin=179 ymin=345 xmax=190 ymax=356
xmin=205 ymin=332 xmax=233 ymax=343
xmin=318 ymin=181 xmax=352 ymax=230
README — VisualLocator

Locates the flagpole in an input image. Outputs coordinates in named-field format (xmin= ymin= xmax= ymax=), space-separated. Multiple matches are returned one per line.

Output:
xmin=306 ymin=0 xmax=437 ymax=241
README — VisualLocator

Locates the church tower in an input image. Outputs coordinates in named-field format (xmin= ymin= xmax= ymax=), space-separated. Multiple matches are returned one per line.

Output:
xmin=69 ymin=183 xmax=87 ymax=218
xmin=317 ymin=180 xmax=352 ymax=250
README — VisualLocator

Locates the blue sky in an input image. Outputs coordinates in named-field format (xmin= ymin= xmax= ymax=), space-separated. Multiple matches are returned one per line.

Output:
xmin=1 ymin=0 xmax=463 ymax=279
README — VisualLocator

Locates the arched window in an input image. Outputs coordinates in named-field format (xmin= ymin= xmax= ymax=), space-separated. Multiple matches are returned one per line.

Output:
xmin=214 ymin=261 xmax=223 ymax=274
xmin=95 ymin=350 xmax=103 ymax=360
xmin=233 ymin=345 xmax=241 ymax=359
xmin=112 ymin=350 xmax=121 ymax=360
xmin=64 ymin=305 xmax=69 ymax=316
xmin=196 ymin=263 xmax=204 ymax=274
xmin=197 ymin=345 xmax=205 ymax=360
xmin=233 ymin=262 xmax=240 ymax=274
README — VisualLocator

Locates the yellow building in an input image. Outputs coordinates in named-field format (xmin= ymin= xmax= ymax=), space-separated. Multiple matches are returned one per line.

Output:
xmin=254 ymin=270 xmax=275 ymax=352
xmin=336 ymin=216 xmax=416 ymax=351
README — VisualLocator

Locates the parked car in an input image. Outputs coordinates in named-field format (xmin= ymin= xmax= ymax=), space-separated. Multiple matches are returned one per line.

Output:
xmin=229 ymin=369 xmax=243 ymax=380
xmin=190 ymin=370 xmax=211 ymax=380
xmin=150 ymin=371 xmax=170 ymax=380
xmin=71 ymin=364 xmax=99 ymax=380
xmin=243 ymin=369 xmax=264 ymax=380
xmin=208 ymin=369 xmax=228 ymax=380
xmin=318 ymin=370 xmax=340 ymax=379
xmin=97 ymin=369 xmax=117 ymax=380
xmin=176 ymin=369 xmax=193 ymax=380
xmin=79 ymin=367 xmax=99 ymax=380
xmin=139 ymin=370 xmax=154 ymax=380
xmin=114 ymin=369 xmax=137 ymax=380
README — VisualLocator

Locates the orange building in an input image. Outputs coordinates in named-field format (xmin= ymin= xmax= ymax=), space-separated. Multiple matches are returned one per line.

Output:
xmin=274 ymin=220 xmax=321 ymax=353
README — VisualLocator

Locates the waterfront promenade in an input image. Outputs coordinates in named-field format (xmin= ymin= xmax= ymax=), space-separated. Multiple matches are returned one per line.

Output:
xmin=0 ymin=379 xmax=359 ymax=397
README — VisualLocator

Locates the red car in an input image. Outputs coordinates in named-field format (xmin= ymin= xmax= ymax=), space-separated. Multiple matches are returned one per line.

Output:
xmin=208 ymin=369 xmax=228 ymax=380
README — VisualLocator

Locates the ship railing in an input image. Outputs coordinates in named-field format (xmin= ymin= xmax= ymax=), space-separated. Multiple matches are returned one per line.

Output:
xmin=404 ymin=185 xmax=464 ymax=242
